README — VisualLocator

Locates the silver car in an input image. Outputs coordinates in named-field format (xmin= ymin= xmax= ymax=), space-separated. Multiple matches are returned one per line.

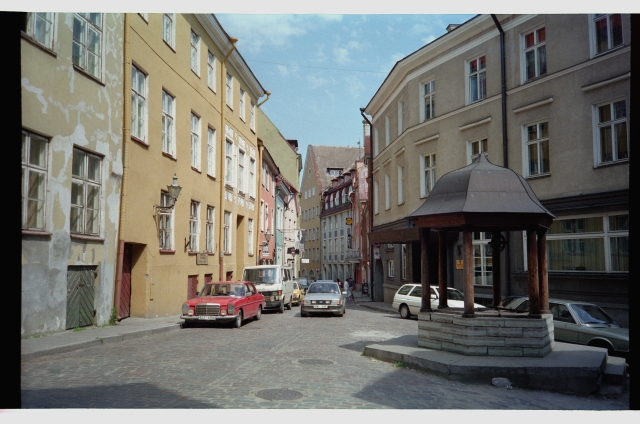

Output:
xmin=392 ymin=284 xmax=485 ymax=319
xmin=504 ymin=297 xmax=629 ymax=358
xmin=300 ymin=281 xmax=346 ymax=317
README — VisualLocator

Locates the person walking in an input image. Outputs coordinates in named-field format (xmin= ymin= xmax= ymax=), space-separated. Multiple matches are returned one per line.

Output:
xmin=344 ymin=278 xmax=352 ymax=301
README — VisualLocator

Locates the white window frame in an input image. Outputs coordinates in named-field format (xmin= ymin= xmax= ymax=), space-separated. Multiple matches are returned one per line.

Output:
xmin=373 ymin=128 xmax=379 ymax=156
xmin=23 ymin=12 xmax=56 ymax=51
xmin=384 ymin=174 xmax=390 ymax=211
xmin=468 ymin=138 xmax=488 ymax=164
xmin=162 ymin=90 xmax=175 ymax=157
xmin=207 ymin=127 xmax=216 ymax=177
xmin=189 ymin=200 xmax=200 ymax=252
xmin=190 ymin=30 xmax=200 ymax=75
xmin=226 ymin=73 xmax=233 ymax=109
xmin=248 ymin=218 xmax=254 ymax=255
xmin=397 ymin=101 xmax=404 ymax=135
xmin=401 ymin=244 xmax=407 ymax=280
xmin=249 ymin=157 xmax=256 ymax=198
xmin=131 ymin=65 xmax=147 ymax=143
xmin=523 ymin=121 xmax=550 ymax=177
xmin=593 ymin=98 xmax=628 ymax=166
xmin=206 ymin=205 xmax=215 ymax=253
xmin=421 ymin=80 xmax=435 ymax=122
xmin=387 ymin=259 xmax=395 ymax=278
xmin=224 ymin=211 xmax=232 ymax=254
xmin=239 ymin=89 xmax=246 ymax=121
xmin=397 ymin=165 xmax=404 ymax=205
xmin=163 ymin=13 xmax=175 ymax=49
xmin=70 ymin=147 xmax=102 ymax=236
xmin=473 ymin=232 xmax=493 ymax=286
xmin=72 ymin=13 xmax=103 ymax=80
xmin=250 ymin=102 xmax=256 ymax=131
xmin=420 ymin=153 xmax=436 ymax=198
xmin=589 ymin=14 xmax=623 ymax=57
xmin=466 ymin=54 xmax=486 ymax=104
xmin=237 ymin=149 xmax=246 ymax=193
xmin=22 ymin=130 xmax=48 ymax=231
xmin=521 ymin=26 xmax=547 ymax=83
xmin=385 ymin=116 xmax=390 ymax=147
xmin=159 ymin=191 xmax=174 ymax=250
xmin=373 ymin=180 xmax=379 ymax=215
xmin=207 ymin=51 xmax=216 ymax=91
xmin=190 ymin=112 xmax=201 ymax=171
xmin=225 ymin=139 xmax=235 ymax=187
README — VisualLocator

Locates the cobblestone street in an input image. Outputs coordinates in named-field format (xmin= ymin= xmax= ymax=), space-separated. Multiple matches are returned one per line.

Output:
xmin=21 ymin=302 xmax=629 ymax=409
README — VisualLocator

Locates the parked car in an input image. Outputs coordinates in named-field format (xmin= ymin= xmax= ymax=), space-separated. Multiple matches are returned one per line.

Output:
xmin=181 ymin=281 xmax=265 ymax=328
xmin=502 ymin=297 xmax=629 ymax=358
xmin=295 ymin=277 xmax=310 ymax=294
xmin=392 ymin=284 xmax=486 ymax=319
xmin=242 ymin=265 xmax=294 ymax=313
xmin=300 ymin=281 xmax=346 ymax=317
xmin=292 ymin=281 xmax=304 ymax=306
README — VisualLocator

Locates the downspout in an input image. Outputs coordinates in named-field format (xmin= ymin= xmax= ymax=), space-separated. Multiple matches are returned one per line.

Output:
xmin=114 ymin=13 xmax=131 ymax=320
xmin=360 ymin=108 xmax=373 ymax=299
xmin=256 ymin=139 xmax=263 ymax=265
xmin=218 ymin=37 xmax=238 ymax=281
xmin=491 ymin=14 xmax=511 ymax=297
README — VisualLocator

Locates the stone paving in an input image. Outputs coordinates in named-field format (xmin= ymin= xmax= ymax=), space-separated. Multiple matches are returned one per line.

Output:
xmin=20 ymin=300 xmax=629 ymax=409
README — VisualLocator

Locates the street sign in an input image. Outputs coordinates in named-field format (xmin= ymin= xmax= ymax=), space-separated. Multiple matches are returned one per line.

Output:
xmin=301 ymin=259 xmax=309 ymax=263
xmin=196 ymin=253 xmax=208 ymax=265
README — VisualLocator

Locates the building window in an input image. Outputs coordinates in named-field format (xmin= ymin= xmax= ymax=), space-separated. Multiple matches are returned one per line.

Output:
xmin=248 ymin=219 xmax=254 ymax=255
xmin=469 ymin=138 xmax=487 ymax=163
xmin=373 ymin=181 xmax=379 ymax=214
xmin=420 ymin=153 xmax=436 ymax=198
xmin=387 ymin=260 xmax=395 ymax=278
xmin=21 ymin=130 xmax=48 ymax=230
xmin=542 ymin=213 xmax=628 ymax=272
xmin=206 ymin=206 xmax=215 ymax=253
xmin=190 ymin=113 xmax=201 ymax=170
xmin=523 ymin=27 xmax=546 ymax=82
xmin=238 ymin=150 xmax=245 ymax=193
xmin=373 ymin=128 xmax=379 ymax=156
xmin=223 ymin=211 xmax=232 ymax=254
xmin=385 ymin=116 xmax=390 ymax=147
xmin=250 ymin=102 xmax=256 ymax=131
xmin=225 ymin=140 xmax=234 ymax=186
xmin=139 ymin=13 xmax=148 ymax=22
xmin=190 ymin=30 xmax=200 ymax=75
xmin=265 ymin=205 xmax=269 ymax=234
xmin=23 ymin=12 xmax=55 ymax=50
xmin=595 ymin=100 xmax=628 ymax=165
xmin=249 ymin=158 xmax=256 ymax=198
xmin=468 ymin=55 xmax=486 ymax=103
xmin=239 ymin=89 xmax=246 ymax=121
xmin=72 ymin=13 xmax=103 ymax=79
xmin=524 ymin=122 xmax=549 ymax=176
xmin=207 ymin=51 xmax=216 ymax=91
xmin=158 ymin=191 xmax=173 ymax=250
xmin=397 ymin=101 xmax=404 ymax=135
xmin=397 ymin=166 xmax=404 ymax=205
xmin=162 ymin=90 xmax=175 ymax=157
xmin=189 ymin=201 xmax=200 ymax=252
xmin=207 ymin=127 xmax=216 ymax=177
xmin=260 ymin=200 xmax=265 ymax=231
xmin=131 ymin=65 xmax=147 ymax=142
xmin=401 ymin=244 xmax=407 ymax=280
xmin=384 ymin=174 xmax=390 ymax=210
xmin=473 ymin=232 xmax=493 ymax=286
xmin=422 ymin=80 xmax=435 ymax=121
xmin=592 ymin=14 xmax=623 ymax=56
xmin=70 ymin=148 xmax=101 ymax=236
xmin=226 ymin=73 xmax=233 ymax=108
xmin=163 ymin=13 xmax=175 ymax=48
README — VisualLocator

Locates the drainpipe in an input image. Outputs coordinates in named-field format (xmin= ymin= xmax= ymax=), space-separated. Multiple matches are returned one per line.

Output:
xmin=114 ymin=13 xmax=131 ymax=320
xmin=359 ymin=108 xmax=373 ymax=299
xmin=491 ymin=14 xmax=511 ymax=297
xmin=218 ymin=37 xmax=238 ymax=281
xmin=258 ymin=91 xmax=271 ymax=107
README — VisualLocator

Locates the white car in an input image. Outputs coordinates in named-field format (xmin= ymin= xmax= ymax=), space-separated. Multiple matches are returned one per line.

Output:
xmin=392 ymin=284 xmax=486 ymax=319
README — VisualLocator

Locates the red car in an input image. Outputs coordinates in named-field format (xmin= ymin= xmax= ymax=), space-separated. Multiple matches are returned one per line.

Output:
xmin=181 ymin=281 xmax=265 ymax=328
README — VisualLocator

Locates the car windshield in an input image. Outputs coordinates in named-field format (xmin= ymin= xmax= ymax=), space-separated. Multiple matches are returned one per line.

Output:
xmin=243 ymin=268 xmax=278 ymax=284
xmin=446 ymin=288 xmax=465 ymax=301
xmin=199 ymin=283 xmax=245 ymax=297
xmin=307 ymin=283 xmax=340 ymax=294
xmin=570 ymin=304 xmax=617 ymax=325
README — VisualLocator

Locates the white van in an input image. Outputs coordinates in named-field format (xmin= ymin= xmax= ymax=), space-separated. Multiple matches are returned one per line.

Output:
xmin=242 ymin=265 xmax=294 ymax=313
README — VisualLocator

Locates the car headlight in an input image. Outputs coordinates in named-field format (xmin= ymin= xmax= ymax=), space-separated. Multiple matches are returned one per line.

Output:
xmin=182 ymin=303 xmax=189 ymax=315
xmin=332 ymin=299 xmax=341 ymax=305
xmin=277 ymin=290 xmax=282 ymax=297
xmin=228 ymin=303 xmax=235 ymax=315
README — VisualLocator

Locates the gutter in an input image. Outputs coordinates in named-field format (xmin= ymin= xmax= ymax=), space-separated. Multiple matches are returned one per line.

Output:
xmin=360 ymin=108 xmax=374 ymax=300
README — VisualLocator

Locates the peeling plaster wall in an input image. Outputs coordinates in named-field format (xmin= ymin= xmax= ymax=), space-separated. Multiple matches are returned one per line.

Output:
xmin=21 ymin=13 xmax=124 ymax=336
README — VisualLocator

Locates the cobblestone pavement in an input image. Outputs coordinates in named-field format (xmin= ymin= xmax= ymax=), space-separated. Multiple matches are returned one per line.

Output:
xmin=21 ymin=301 xmax=629 ymax=409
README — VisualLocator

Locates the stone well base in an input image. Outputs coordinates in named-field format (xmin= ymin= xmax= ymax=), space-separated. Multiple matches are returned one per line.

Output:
xmin=418 ymin=310 xmax=554 ymax=357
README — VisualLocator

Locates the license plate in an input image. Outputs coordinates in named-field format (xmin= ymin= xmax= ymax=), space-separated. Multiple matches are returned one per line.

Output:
xmin=314 ymin=305 xmax=328 ymax=309
xmin=199 ymin=315 xmax=215 ymax=320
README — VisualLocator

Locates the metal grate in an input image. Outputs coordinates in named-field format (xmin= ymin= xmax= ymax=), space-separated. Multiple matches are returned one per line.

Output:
xmin=196 ymin=304 xmax=220 ymax=316
xmin=255 ymin=389 xmax=303 ymax=401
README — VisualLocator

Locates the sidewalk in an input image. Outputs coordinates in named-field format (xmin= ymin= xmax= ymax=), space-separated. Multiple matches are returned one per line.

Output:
xmin=21 ymin=315 xmax=183 ymax=362
xmin=352 ymin=289 xmax=397 ymax=314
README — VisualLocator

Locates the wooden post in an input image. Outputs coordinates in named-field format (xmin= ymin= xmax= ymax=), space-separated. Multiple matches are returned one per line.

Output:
xmin=462 ymin=229 xmax=475 ymax=317
xmin=527 ymin=229 xmax=541 ymax=318
xmin=537 ymin=229 xmax=550 ymax=314
xmin=491 ymin=231 xmax=502 ymax=308
xmin=420 ymin=228 xmax=432 ymax=313
xmin=438 ymin=230 xmax=448 ymax=308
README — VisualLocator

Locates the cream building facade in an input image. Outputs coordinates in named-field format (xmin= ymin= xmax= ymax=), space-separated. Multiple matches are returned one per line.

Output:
xmin=365 ymin=14 xmax=629 ymax=325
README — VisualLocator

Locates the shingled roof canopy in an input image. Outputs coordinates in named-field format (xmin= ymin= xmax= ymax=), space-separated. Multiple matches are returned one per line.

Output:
xmin=409 ymin=153 xmax=555 ymax=231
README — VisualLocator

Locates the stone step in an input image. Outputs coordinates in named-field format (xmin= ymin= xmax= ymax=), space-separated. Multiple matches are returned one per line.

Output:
xmin=603 ymin=355 xmax=627 ymax=386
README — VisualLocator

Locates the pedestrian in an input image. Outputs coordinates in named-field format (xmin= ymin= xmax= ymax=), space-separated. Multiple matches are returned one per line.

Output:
xmin=343 ymin=278 xmax=351 ymax=300
xmin=348 ymin=278 xmax=355 ymax=300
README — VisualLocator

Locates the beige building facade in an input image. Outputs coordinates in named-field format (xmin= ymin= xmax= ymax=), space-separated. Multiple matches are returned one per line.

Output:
xmin=21 ymin=13 xmax=125 ymax=335
xmin=365 ymin=14 xmax=629 ymax=325
xmin=115 ymin=13 xmax=267 ymax=318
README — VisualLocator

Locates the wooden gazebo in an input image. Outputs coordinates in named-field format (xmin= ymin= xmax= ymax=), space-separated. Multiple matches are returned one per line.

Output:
xmin=409 ymin=153 xmax=556 ymax=319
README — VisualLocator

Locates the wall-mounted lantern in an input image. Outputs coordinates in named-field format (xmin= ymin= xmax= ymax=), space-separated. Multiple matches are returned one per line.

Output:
xmin=153 ymin=174 xmax=182 ymax=216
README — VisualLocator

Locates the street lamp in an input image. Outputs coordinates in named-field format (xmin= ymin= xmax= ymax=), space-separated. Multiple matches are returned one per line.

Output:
xmin=153 ymin=174 xmax=182 ymax=216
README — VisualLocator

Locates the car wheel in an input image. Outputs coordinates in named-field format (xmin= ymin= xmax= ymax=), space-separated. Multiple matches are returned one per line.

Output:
xmin=234 ymin=311 xmax=243 ymax=328
xmin=399 ymin=304 xmax=411 ymax=319
xmin=279 ymin=300 xmax=284 ymax=313
xmin=181 ymin=321 xmax=193 ymax=328
xmin=254 ymin=306 xmax=262 ymax=321
xmin=588 ymin=340 xmax=614 ymax=356
xmin=301 ymin=311 xmax=308 ymax=317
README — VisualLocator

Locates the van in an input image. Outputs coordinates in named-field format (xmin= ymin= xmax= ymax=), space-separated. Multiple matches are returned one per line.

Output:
xmin=241 ymin=265 xmax=294 ymax=313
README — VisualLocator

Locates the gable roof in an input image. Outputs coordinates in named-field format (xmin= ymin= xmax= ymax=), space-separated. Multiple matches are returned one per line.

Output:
xmin=307 ymin=145 xmax=363 ymax=191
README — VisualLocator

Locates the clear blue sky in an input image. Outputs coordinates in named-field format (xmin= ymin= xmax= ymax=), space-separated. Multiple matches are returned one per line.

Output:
xmin=215 ymin=14 xmax=477 ymax=163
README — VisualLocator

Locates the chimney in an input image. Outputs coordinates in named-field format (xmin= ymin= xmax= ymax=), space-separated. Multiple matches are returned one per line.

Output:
xmin=446 ymin=24 xmax=460 ymax=32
